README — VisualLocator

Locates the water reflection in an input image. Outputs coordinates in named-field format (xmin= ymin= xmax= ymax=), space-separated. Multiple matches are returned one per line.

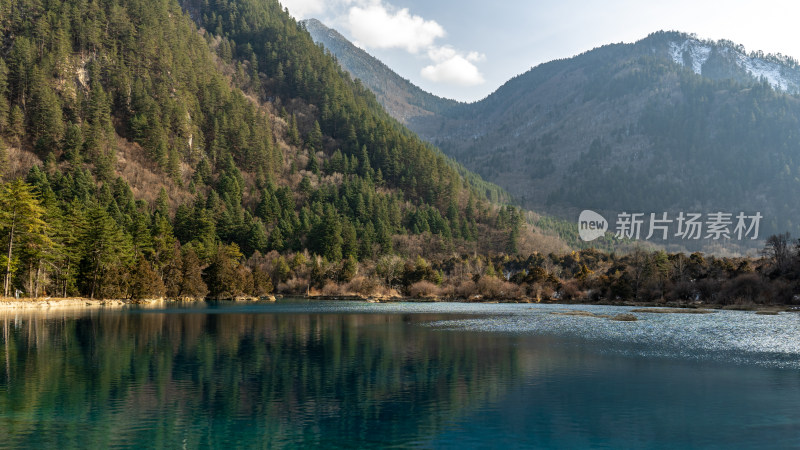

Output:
xmin=2 ymin=303 xmax=800 ymax=448
xmin=0 ymin=306 xmax=523 ymax=448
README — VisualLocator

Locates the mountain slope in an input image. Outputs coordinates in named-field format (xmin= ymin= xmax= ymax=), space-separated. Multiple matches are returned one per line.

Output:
xmin=0 ymin=0 xmax=566 ymax=299
xmin=309 ymin=27 xmax=800 ymax=243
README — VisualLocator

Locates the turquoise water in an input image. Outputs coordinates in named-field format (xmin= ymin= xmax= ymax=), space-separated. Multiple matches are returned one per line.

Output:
xmin=1 ymin=301 xmax=799 ymax=448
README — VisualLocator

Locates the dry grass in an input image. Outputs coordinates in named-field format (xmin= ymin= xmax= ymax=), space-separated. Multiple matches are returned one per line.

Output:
xmin=115 ymin=137 xmax=194 ymax=210
xmin=4 ymin=146 xmax=41 ymax=180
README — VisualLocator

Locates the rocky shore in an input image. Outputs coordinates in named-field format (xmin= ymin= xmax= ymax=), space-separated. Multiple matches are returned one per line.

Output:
xmin=0 ymin=297 xmax=141 ymax=310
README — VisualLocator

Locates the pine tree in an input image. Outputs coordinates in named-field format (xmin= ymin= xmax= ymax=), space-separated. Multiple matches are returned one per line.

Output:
xmin=307 ymin=120 xmax=322 ymax=151
xmin=273 ymin=255 xmax=290 ymax=284
xmin=341 ymin=254 xmax=358 ymax=282
xmin=0 ymin=58 xmax=8 ymax=132
xmin=317 ymin=204 xmax=342 ymax=261
xmin=63 ymin=122 xmax=83 ymax=165
xmin=341 ymin=218 xmax=357 ymax=260
xmin=358 ymin=145 xmax=372 ymax=178
xmin=287 ymin=114 xmax=301 ymax=147
xmin=179 ymin=246 xmax=208 ymax=298
xmin=204 ymin=243 xmax=244 ymax=299
xmin=0 ymin=138 xmax=7 ymax=177
xmin=155 ymin=188 xmax=170 ymax=218
xmin=307 ymin=150 xmax=319 ymax=174
xmin=250 ymin=267 xmax=273 ymax=296
xmin=129 ymin=255 xmax=166 ymax=300
xmin=81 ymin=205 xmax=133 ymax=299
xmin=7 ymin=105 xmax=23 ymax=146
xmin=163 ymin=242 xmax=183 ymax=297
xmin=151 ymin=213 xmax=177 ymax=276
xmin=268 ymin=225 xmax=284 ymax=251
xmin=0 ymin=179 xmax=47 ymax=297
xmin=29 ymin=69 xmax=64 ymax=153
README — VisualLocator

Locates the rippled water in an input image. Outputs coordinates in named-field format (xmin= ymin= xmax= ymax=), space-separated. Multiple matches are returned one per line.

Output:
xmin=1 ymin=301 xmax=799 ymax=448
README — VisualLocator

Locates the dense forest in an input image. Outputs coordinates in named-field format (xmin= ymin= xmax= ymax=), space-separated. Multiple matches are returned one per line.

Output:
xmin=2 ymin=0 xmax=799 ymax=306
xmin=0 ymin=0 xmax=536 ymax=300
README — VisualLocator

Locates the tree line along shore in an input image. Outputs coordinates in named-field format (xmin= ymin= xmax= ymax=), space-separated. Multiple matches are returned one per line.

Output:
xmin=1 ymin=228 xmax=798 ymax=310
xmin=0 ymin=0 xmax=798 ymax=310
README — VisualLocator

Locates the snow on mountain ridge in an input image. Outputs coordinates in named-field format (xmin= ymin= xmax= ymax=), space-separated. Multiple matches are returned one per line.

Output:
xmin=669 ymin=40 xmax=711 ymax=75
xmin=668 ymin=37 xmax=800 ymax=94
xmin=735 ymin=51 xmax=789 ymax=91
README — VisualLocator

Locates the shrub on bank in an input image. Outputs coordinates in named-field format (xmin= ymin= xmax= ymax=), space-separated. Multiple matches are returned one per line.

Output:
xmin=408 ymin=281 xmax=440 ymax=298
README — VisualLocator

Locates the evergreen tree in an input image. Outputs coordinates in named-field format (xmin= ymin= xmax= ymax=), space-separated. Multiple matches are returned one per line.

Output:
xmin=63 ymin=123 xmax=84 ymax=165
xmin=180 ymin=246 xmax=208 ymax=298
xmin=29 ymin=69 xmax=63 ymax=153
xmin=315 ymin=204 xmax=342 ymax=262
xmin=129 ymin=255 xmax=166 ymax=300
xmin=273 ymin=255 xmax=290 ymax=284
xmin=81 ymin=205 xmax=133 ymax=299
xmin=341 ymin=218 xmax=357 ymax=260
xmin=287 ymin=114 xmax=301 ymax=147
xmin=250 ymin=265 xmax=273 ymax=296
xmin=307 ymin=150 xmax=319 ymax=174
xmin=0 ymin=57 xmax=8 ymax=132
xmin=307 ymin=120 xmax=323 ymax=151
xmin=204 ymin=243 xmax=244 ymax=299
xmin=163 ymin=242 xmax=184 ymax=297
xmin=0 ymin=138 xmax=6 ymax=177
xmin=341 ymin=254 xmax=358 ymax=282
xmin=155 ymin=188 xmax=170 ymax=218
xmin=0 ymin=179 xmax=46 ymax=297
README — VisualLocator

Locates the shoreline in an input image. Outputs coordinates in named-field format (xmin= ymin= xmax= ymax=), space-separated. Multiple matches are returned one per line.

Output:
xmin=0 ymin=295 xmax=796 ymax=313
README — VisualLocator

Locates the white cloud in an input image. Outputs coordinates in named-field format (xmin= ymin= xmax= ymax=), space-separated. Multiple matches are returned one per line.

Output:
xmin=421 ymin=46 xmax=485 ymax=86
xmin=427 ymin=45 xmax=457 ymax=63
xmin=466 ymin=51 xmax=486 ymax=63
xmin=346 ymin=4 xmax=444 ymax=53
xmin=290 ymin=0 xmax=486 ymax=89
xmin=280 ymin=0 xmax=329 ymax=19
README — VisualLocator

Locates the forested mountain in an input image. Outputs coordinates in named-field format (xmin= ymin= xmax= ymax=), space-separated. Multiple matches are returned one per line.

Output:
xmin=303 ymin=18 xmax=459 ymax=124
xmin=307 ymin=27 xmax=800 ymax=246
xmin=0 ymin=0 xmax=562 ymax=300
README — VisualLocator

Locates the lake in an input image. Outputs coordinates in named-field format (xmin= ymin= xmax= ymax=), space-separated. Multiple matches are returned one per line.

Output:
xmin=1 ymin=301 xmax=799 ymax=448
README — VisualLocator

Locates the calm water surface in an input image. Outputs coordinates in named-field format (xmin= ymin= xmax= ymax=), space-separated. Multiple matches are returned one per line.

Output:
xmin=1 ymin=301 xmax=799 ymax=448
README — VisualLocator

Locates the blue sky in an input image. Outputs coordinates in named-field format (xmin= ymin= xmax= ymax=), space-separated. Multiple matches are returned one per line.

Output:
xmin=281 ymin=0 xmax=800 ymax=102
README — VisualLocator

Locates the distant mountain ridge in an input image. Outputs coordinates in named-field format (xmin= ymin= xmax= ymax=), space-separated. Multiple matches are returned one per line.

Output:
xmin=306 ymin=25 xmax=800 ymax=244
xmin=302 ymin=18 xmax=459 ymax=124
